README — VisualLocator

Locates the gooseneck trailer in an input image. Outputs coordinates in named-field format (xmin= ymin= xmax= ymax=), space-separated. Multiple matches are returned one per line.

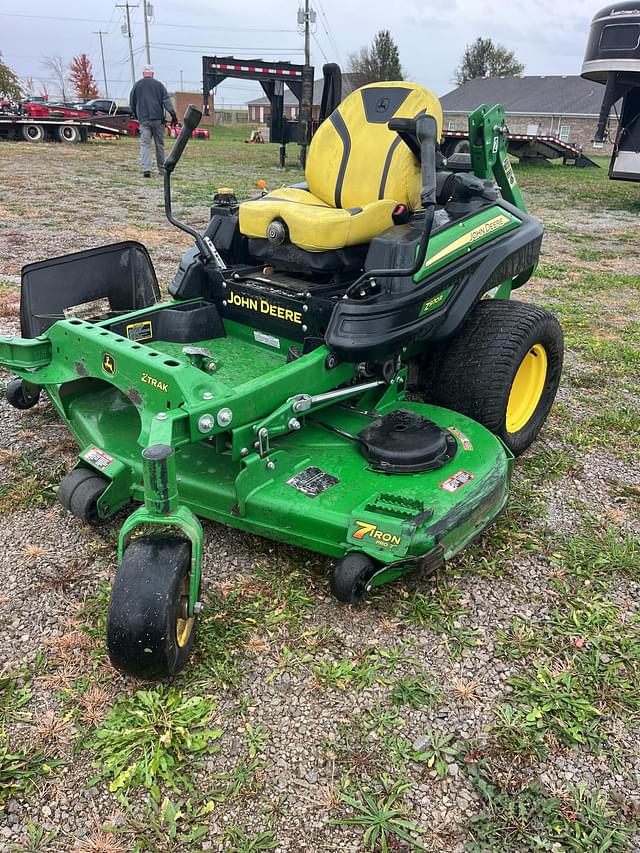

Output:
xmin=582 ymin=1 xmax=640 ymax=180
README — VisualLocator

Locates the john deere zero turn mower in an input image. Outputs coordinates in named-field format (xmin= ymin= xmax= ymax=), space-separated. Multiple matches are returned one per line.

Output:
xmin=0 ymin=82 xmax=563 ymax=677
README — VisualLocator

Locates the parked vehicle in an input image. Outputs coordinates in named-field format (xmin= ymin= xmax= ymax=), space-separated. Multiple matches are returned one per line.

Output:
xmin=0 ymin=99 xmax=134 ymax=143
xmin=78 ymin=99 xmax=132 ymax=117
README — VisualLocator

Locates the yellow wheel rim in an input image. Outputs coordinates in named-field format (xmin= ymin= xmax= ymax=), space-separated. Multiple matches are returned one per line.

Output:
xmin=176 ymin=574 xmax=196 ymax=648
xmin=176 ymin=615 xmax=195 ymax=648
xmin=506 ymin=344 xmax=548 ymax=433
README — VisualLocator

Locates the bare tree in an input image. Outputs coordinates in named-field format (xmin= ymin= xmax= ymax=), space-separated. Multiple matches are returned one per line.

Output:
xmin=42 ymin=55 xmax=70 ymax=102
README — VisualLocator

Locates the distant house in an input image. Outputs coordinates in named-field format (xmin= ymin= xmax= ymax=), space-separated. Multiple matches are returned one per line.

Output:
xmin=440 ymin=76 xmax=616 ymax=153
xmin=246 ymin=74 xmax=359 ymax=123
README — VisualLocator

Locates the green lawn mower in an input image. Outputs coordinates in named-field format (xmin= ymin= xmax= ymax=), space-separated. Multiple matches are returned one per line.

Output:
xmin=0 ymin=81 xmax=563 ymax=678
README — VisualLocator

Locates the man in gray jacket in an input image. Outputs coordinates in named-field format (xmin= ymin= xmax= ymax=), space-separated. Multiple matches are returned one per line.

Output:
xmin=130 ymin=65 xmax=178 ymax=177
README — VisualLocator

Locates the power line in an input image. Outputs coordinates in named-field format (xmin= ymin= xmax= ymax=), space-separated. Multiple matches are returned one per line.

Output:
xmin=0 ymin=11 xmax=297 ymax=32
xmin=0 ymin=12 xmax=112 ymax=23
xmin=316 ymin=0 xmax=342 ymax=64
xmin=153 ymin=22 xmax=298 ymax=33
xmin=312 ymin=32 xmax=329 ymax=65
xmin=151 ymin=41 xmax=305 ymax=52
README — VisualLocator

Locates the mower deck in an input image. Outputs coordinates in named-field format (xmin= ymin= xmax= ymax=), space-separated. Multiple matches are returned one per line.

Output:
xmin=61 ymin=354 xmax=511 ymax=571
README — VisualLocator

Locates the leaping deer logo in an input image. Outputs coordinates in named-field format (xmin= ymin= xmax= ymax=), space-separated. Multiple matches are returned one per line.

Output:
xmin=102 ymin=353 xmax=116 ymax=375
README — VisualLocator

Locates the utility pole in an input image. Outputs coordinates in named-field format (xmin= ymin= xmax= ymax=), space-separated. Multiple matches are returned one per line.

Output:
xmin=297 ymin=2 xmax=315 ymax=66
xmin=117 ymin=2 xmax=138 ymax=87
xmin=142 ymin=0 xmax=151 ymax=66
xmin=304 ymin=0 xmax=311 ymax=66
xmin=180 ymin=70 xmax=184 ymax=91
xmin=93 ymin=30 xmax=109 ymax=98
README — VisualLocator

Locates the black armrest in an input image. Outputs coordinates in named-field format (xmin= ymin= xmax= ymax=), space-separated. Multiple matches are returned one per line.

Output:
xmin=388 ymin=117 xmax=421 ymax=158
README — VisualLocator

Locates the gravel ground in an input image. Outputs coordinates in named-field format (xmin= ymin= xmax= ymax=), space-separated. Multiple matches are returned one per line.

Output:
xmin=0 ymin=134 xmax=639 ymax=852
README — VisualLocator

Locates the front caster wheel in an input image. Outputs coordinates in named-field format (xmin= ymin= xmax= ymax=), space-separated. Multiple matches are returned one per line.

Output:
xmin=330 ymin=553 xmax=376 ymax=604
xmin=5 ymin=378 xmax=41 ymax=410
xmin=58 ymin=468 xmax=109 ymax=526
xmin=107 ymin=535 xmax=199 ymax=678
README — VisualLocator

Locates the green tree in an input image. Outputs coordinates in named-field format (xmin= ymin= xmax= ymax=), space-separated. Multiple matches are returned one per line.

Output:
xmin=347 ymin=30 xmax=405 ymax=87
xmin=454 ymin=37 xmax=524 ymax=84
xmin=0 ymin=51 xmax=22 ymax=100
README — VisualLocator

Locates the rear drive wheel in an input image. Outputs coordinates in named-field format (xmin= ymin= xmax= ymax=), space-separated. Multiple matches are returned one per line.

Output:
xmin=20 ymin=123 xmax=45 ymax=142
xmin=58 ymin=468 xmax=109 ymax=525
xmin=330 ymin=553 xmax=376 ymax=604
xmin=56 ymin=124 xmax=80 ymax=143
xmin=107 ymin=535 xmax=198 ymax=678
xmin=422 ymin=299 xmax=563 ymax=456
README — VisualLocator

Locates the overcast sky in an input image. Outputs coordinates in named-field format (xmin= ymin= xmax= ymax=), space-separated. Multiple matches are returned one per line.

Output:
xmin=1 ymin=0 xmax=606 ymax=104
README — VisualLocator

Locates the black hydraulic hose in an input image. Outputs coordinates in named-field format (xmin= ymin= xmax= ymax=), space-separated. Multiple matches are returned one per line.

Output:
xmin=344 ymin=114 xmax=438 ymax=299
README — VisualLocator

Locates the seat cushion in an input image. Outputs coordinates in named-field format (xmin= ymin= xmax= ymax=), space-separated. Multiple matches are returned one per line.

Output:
xmin=306 ymin=82 xmax=442 ymax=211
xmin=239 ymin=82 xmax=442 ymax=254
xmin=239 ymin=186 xmax=398 ymax=252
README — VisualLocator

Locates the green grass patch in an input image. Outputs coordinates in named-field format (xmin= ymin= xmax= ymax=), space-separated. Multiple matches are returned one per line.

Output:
xmin=401 ymin=579 xmax=483 ymax=658
xmin=221 ymin=826 xmax=279 ymax=852
xmin=0 ymin=744 xmax=59 ymax=807
xmin=465 ymin=770 xmax=634 ymax=852
xmin=0 ymin=452 xmax=66 ymax=514
xmin=90 ymin=686 xmax=222 ymax=793
xmin=330 ymin=776 xmax=426 ymax=852
xmin=389 ymin=675 xmax=441 ymax=710
xmin=313 ymin=646 xmax=405 ymax=691
xmin=552 ymin=521 xmax=640 ymax=586
xmin=495 ymin=593 xmax=640 ymax=757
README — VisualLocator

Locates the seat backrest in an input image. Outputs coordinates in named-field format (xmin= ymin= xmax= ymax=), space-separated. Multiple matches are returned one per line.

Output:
xmin=306 ymin=81 xmax=442 ymax=211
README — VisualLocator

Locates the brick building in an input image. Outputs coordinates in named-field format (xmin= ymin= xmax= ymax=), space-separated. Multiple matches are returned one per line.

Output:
xmin=172 ymin=91 xmax=214 ymax=126
xmin=440 ymin=75 xmax=617 ymax=155
xmin=246 ymin=74 xmax=358 ymax=124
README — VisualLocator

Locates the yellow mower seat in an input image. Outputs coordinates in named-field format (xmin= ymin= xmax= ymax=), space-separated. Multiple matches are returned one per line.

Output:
xmin=239 ymin=82 xmax=442 ymax=253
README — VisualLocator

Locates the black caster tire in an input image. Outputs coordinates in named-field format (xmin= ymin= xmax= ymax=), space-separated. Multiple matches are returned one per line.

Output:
xmin=422 ymin=300 xmax=564 ymax=457
xmin=330 ymin=553 xmax=376 ymax=604
xmin=58 ymin=468 xmax=108 ymax=526
xmin=5 ymin=378 xmax=41 ymax=410
xmin=107 ymin=535 xmax=198 ymax=679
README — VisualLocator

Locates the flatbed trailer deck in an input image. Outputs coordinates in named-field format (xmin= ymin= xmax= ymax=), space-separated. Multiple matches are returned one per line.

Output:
xmin=0 ymin=114 xmax=134 ymax=144
xmin=441 ymin=128 xmax=599 ymax=167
